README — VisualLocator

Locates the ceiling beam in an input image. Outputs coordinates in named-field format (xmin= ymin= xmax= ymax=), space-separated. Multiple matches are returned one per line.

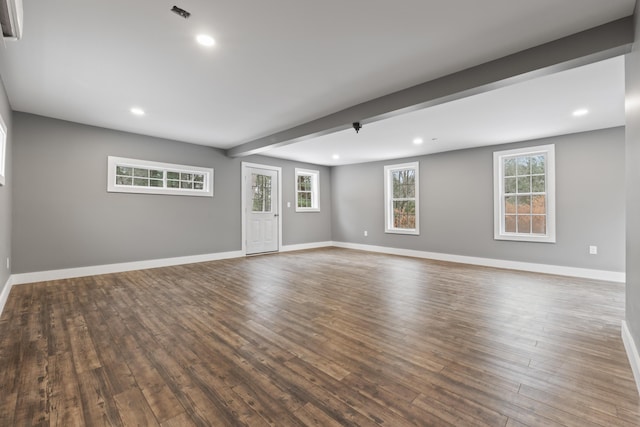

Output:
xmin=226 ymin=16 xmax=634 ymax=158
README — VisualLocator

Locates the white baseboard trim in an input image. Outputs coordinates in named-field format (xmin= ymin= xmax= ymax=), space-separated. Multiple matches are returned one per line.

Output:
xmin=11 ymin=250 xmax=244 ymax=285
xmin=332 ymin=241 xmax=625 ymax=283
xmin=0 ymin=275 xmax=13 ymax=316
xmin=280 ymin=241 xmax=334 ymax=252
xmin=9 ymin=241 xmax=626 ymax=286
xmin=622 ymin=320 xmax=640 ymax=396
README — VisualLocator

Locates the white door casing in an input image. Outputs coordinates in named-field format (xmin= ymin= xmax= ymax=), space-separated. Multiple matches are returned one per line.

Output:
xmin=242 ymin=162 xmax=281 ymax=255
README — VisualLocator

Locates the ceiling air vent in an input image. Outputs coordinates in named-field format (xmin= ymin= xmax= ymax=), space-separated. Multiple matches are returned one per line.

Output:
xmin=0 ymin=0 xmax=23 ymax=40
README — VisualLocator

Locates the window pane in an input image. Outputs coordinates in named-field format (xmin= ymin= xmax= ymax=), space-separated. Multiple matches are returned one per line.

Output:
xmin=167 ymin=180 xmax=179 ymax=188
xmin=133 ymin=178 xmax=148 ymax=186
xmin=298 ymin=192 xmax=311 ymax=208
xmin=532 ymin=175 xmax=545 ymax=192
xmin=298 ymin=175 xmax=310 ymax=191
xmin=181 ymin=181 xmax=193 ymax=189
xmin=393 ymin=200 xmax=415 ymax=229
xmin=134 ymin=168 xmax=149 ymax=178
xmin=532 ymin=215 xmax=546 ymax=234
xmin=531 ymin=155 xmax=545 ymax=174
xmin=505 ymin=215 xmax=516 ymax=232
xmin=194 ymin=174 xmax=204 ymax=182
xmin=517 ymin=196 xmax=531 ymax=214
xmin=517 ymin=215 xmax=531 ymax=233
xmin=504 ymin=177 xmax=516 ymax=194
xmin=149 ymin=169 xmax=163 ymax=179
xmin=504 ymin=196 xmax=516 ymax=214
xmin=116 ymin=176 xmax=132 ymax=185
xmin=405 ymin=174 xmax=415 ymax=198
xmin=181 ymin=173 xmax=192 ymax=181
xmin=517 ymin=156 xmax=531 ymax=175
xmin=504 ymin=158 xmax=516 ymax=177
xmin=532 ymin=195 xmax=546 ymax=214
xmin=406 ymin=169 xmax=416 ymax=186
xmin=392 ymin=171 xmax=405 ymax=198
xmin=149 ymin=179 xmax=163 ymax=187
xmin=194 ymin=182 xmax=204 ymax=190
xmin=517 ymin=176 xmax=530 ymax=193
xmin=116 ymin=166 xmax=133 ymax=176
xmin=167 ymin=171 xmax=179 ymax=180
xmin=252 ymin=173 xmax=272 ymax=212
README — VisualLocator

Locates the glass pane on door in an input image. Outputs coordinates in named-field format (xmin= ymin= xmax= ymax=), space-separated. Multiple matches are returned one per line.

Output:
xmin=252 ymin=173 xmax=272 ymax=212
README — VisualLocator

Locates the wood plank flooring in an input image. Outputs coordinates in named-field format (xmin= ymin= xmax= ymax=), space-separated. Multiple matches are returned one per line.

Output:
xmin=0 ymin=247 xmax=638 ymax=426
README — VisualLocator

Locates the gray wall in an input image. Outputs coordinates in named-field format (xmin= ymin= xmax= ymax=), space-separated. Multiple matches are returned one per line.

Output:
xmin=332 ymin=128 xmax=625 ymax=272
xmin=11 ymin=113 xmax=331 ymax=274
xmin=0 ymin=77 xmax=11 ymax=289
xmin=626 ymin=1 xmax=640 ymax=355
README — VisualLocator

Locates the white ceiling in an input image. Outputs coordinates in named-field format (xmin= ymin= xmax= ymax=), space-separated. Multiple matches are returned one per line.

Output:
xmin=0 ymin=0 xmax=634 ymax=164
xmin=265 ymin=56 xmax=626 ymax=165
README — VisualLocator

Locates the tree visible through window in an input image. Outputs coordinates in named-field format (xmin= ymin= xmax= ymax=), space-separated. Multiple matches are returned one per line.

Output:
xmin=252 ymin=173 xmax=272 ymax=212
xmin=295 ymin=168 xmax=320 ymax=212
xmin=494 ymin=145 xmax=555 ymax=242
xmin=384 ymin=162 xmax=419 ymax=235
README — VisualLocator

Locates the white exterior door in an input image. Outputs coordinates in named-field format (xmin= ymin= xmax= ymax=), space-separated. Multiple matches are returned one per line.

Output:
xmin=244 ymin=165 xmax=279 ymax=255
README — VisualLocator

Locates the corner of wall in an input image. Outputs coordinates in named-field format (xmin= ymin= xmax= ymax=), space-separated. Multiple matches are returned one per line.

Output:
xmin=0 ymin=275 xmax=13 ymax=317
xmin=622 ymin=320 xmax=640 ymax=396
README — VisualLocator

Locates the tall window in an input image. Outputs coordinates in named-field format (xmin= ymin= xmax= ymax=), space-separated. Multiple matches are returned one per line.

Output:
xmin=493 ymin=145 xmax=555 ymax=242
xmin=384 ymin=162 xmax=419 ymax=235
xmin=107 ymin=156 xmax=213 ymax=197
xmin=0 ymin=114 xmax=6 ymax=186
xmin=295 ymin=168 xmax=320 ymax=212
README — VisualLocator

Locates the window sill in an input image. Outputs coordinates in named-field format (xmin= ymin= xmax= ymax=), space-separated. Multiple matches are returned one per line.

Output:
xmin=494 ymin=233 xmax=556 ymax=243
xmin=385 ymin=229 xmax=420 ymax=236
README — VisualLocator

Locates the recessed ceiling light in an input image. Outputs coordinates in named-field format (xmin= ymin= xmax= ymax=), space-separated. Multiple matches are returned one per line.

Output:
xmin=332 ymin=154 xmax=340 ymax=160
xmin=130 ymin=107 xmax=145 ymax=116
xmin=196 ymin=34 xmax=215 ymax=47
xmin=413 ymin=138 xmax=424 ymax=145
xmin=572 ymin=108 xmax=589 ymax=117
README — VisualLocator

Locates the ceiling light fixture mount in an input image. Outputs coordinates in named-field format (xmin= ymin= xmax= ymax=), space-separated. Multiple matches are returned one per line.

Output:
xmin=171 ymin=6 xmax=191 ymax=19
xmin=352 ymin=122 xmax=362 ymax=134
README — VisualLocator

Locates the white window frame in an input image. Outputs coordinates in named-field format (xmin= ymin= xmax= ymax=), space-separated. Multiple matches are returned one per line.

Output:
xmin=0 ymin=114 xmax=6 ymax=186
xmin=295 ymin=168 xmax=320 ymax=212
xmin=493 ymin=144 xmax=556 ymax=243
xmin=384 ymin=161 xmax=419 ymax=235
xmin=107 ymin=156 xmax=213 ymax=197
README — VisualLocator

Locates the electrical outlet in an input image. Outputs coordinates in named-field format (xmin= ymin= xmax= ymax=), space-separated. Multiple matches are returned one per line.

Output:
xmin=364 ymin=230 xmax=368 ymax=237
xmin=589 ymin=245 xmax=598 ymax=255
xmin=287 ymin=202 xmax=291 ymax=208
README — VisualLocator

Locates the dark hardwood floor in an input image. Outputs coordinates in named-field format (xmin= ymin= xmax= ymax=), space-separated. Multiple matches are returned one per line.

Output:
xmin=0 ymin=248 xmax=638 ymax=426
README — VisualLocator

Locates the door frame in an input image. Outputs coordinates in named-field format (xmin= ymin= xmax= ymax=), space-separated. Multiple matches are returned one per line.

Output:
xmin=241 ymin=162 xmax=283 ymax=256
